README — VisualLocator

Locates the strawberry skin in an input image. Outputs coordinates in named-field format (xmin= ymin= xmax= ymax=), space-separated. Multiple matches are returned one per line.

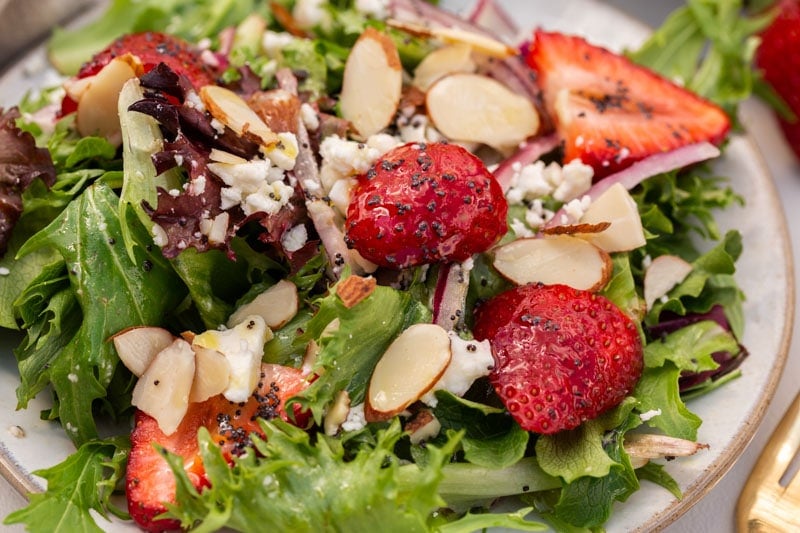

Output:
xmin=526 ymin=30 xmax=730 ymax=178
xmin=61 ymin=32 xmax=214 ymax=116
xmin=344 ymin=142 xmax=508 ymax=269
xmin=126 ymin=364 xmax=309 ymax=532
xmin=756 ymin=0 xmax=800 ymax=159
xmin=473 ymin=283 xmax=643 ymax=434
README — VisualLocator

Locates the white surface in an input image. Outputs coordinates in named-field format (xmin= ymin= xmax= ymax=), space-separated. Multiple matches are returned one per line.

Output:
xmin=0 ymin=1 xmax=798 ymax=532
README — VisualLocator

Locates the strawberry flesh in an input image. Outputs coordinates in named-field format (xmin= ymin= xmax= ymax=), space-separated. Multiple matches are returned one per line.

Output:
xmin=526 ymin=30 xmax=730 ymax=178
xmin=126 ymin=364 xmax=309 ymax=532
xmin=473 ymin=283 xmax=643 ymax=434
xmin=344 ymin=142 xmax=508 ymax=269
xmin=756 ymin=0 xmax=800 ymax=159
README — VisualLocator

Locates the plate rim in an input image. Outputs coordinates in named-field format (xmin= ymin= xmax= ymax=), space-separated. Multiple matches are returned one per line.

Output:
xmin=0 ymin=1 xmax=795 ymax=531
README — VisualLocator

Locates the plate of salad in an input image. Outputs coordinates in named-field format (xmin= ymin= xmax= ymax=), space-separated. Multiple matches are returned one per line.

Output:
xmin=0 ymin=0 xmax=793 ymax=531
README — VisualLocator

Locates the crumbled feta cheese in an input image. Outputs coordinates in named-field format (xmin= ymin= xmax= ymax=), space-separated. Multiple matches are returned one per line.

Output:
xmin=67 ymin=373 xmax=79 ymax=383
xmin=562 ymin=195 xmax=591 ymax=222
xmin=262 ymin=31 xmax=296 ymax=58
xmin=184 ymin=90 xmax=205 ymax=112
xmin=292 ymin=0 xmax=328 ymax=30
xmin=189 ymin=174 xmax=207 ymax=195
xmin=552 ymin=159 xmax=594 ymax=202
xmin=265 ymin=132 xmax=299 ymax=171
xmin=509 ymin=218 xmax=535 ymax=238
xmin=506 ymin=161 xmax=550 ymax=204
xmin=199 ymin=212 xmax=230 ymax=245
xmin=639 ymin=409 xmax=662 ymax=422
xmin=341 ymin=403 xmax=367 ymax=432
xmin=318 ymin=134 xmax=399 ymax=192
xmin=243 ymin=180 xmax=295 ymax=216
xmin=193 ymin=316 xmax=271 ymax=403
xmin=398 ymin=113 xmax=428 ymax=143
xmin=281 ymin=224 xmax=308 ymax=253
xmin=355 ymin=0 xmax=388 ymax=18
xmin=421 ymin=333 xmax=494 ymax=406
xmin=220 ymin=186 xmax=243 ymax=210
xmin=300 ymin=103 xmax=320 ymax=131
xmin=168 ymin=188 xmax=181 ymax=197
xmin=0 ymin=267 xmax=10 ymax=276
xmin=328 ymin=177 xmax=357 ymax=216
xmin=210 ymin=117 xmax=226 ymax=135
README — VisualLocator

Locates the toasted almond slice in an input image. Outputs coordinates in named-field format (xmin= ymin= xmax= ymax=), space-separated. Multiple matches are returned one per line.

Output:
xmin=132 ymin=338 xmax=196 ymax=435
xmin=365 ymin=323 xmax=452 ymax=422
xmin=76 ymin=54 xmax=142 ymax=143
xmin=577 ymin=182 xmax=646 ymax=252
xmin=227 ymin=279 xmax=299 ymax=329
xmin=644 ymin=254 xmax=693 ymax=310
xmin=387 ymin=19 xmax=515 ymax=58
xmin=426 ymin=73 xmax=539 ymax=152
xmin=200 ymin=85 xmax=279 ymax=150
xmin=540 ymin=221 xmax=611 ymax=236
xmin=336 ymin=275 xmax=377 ymax=308
xmin=189 ymin=346 xmax=231 ymax=403
xmin=209 ymin=148 xmax=249 ymax=165
xmin=339 ymin=28 xmax=402 ymax=138
xmin=324 ymin=390 xmax=351 ymax=436
xmin=405 ymin=409 xmax=442 ymax=445
xmin=493 ymin=235 xmax=612 ymax=291
xmin=413 ymin=43 xmax=476 ymax=91
xmin=112 ymin=326 xmax=175 ymax=377
xmin=624 ymin=433 xmax=709 ymax=468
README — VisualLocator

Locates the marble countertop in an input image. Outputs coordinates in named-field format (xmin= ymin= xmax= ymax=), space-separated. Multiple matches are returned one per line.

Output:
xmin=1 ymin=1 xmax=798 ymax=532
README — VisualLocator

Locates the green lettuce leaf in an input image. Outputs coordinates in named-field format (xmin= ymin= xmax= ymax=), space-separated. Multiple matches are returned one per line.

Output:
xmin=165 ymin=419 xmax=458 ymax=532
xmin=291 ymin=280 xmax=430 ymax=422
xmin=3 ymin=436 xmax=129 ymax=533
xmin=14 ymin=183 xmax=185 ymax=444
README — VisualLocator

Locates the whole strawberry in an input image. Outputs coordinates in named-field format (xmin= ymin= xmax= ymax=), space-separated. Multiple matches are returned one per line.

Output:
xmin=473 ymin=283 xmax=643 ymax=434
xmin=344 ymin=142 xmax=508 ymax=269
xmin=756 ymin=0 xmax=800 ymax=158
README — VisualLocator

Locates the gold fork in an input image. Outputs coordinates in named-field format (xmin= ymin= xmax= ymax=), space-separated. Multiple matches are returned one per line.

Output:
xmin=737 ymin=391 xmax=800 ymax=532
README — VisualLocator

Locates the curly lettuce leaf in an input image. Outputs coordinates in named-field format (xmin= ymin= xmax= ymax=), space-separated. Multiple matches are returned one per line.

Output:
xmin=165 ymin=419 xmax=458 ymax=532
xmin=628 ymin=0 xmax=773 ymax=117
xmin=14 ymin=183 xmax=186 ymax=444
xmin=3 ymin=436 xmax=129 ymax=533
xmin=432 ymin=391 xmax=529 ymax=469
xmin=291 ymin=279 xmax=431 ymax=422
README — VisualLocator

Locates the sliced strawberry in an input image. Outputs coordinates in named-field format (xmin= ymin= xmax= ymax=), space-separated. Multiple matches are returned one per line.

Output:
xmin=61 ymin=32 xmax=215 ymax=116
xmin=526 ymin=30 xmax=730 ymax=178
xmin=473 ymin=283 xmax=643 ymax=434
xmin=126 ymin=363 xmax=309 ymax=532
xmin=344 ymin=142 xmax=508 ymax=269
xmin=756 ymin=0 xmax=800 ymax=159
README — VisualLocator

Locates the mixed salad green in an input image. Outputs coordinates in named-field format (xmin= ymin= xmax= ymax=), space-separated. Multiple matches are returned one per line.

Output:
xmin=0 ymin=0 xmax=773 ymax=531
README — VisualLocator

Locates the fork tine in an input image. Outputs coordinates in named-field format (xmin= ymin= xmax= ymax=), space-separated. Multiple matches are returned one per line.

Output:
xmin=736 ymin=391 xmax=800 ymax=532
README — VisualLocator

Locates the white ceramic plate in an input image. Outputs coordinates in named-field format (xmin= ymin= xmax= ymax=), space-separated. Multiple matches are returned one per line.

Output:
xmin=0 ymin=1 xmax=793 ymax=531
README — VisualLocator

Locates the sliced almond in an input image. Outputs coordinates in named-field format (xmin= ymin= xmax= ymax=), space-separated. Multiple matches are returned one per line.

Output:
xmin=577 ymin=183 xmax=646 ymax=253
xmin=336 ymin=275 xmax=377 ymax=308
xmin=200 ymin=85 xmax=280 ymax=150
xmin=413 ymin=43 xmax=476 ymax=91
xmin=248 ymin=89 xmax=301 ymax=134
xmin=493 ymin=235 xmax=612 ymax=291
xmin=132 ymin=338 xmax=196 ymax=435
xmin=339 ymin=28 xmax=402 ymax=138
xmin=76 ymin=54 xmax=142 ymax=144
xmin=644 ymin=254 xmax=693 ymax=310
xmin=365 ymin=323 xmax=452 ymax=422
xmin=189 ymin=346 xmax=231 ymax=403
xmin=426 ymin=73 xmax=539 ymax=153
xmin=405 ymin=409 xmax=441 ymax=445
xmin=386 ymin=19 xmax=515 ymax=58
xmin=227 ymin=279 xmax=299 ymax=329
xmin=112 ymin=326 xmax=175 ymax=377
xmin=209 ymin=148 xmax=248 ymax=165
xmin=540 ymin=221 xmax=611 ymax=237
xmin=324 ymin=390 xmax=351 ymax=436
xmin=625 ymin=433 xmax=709 ymax=468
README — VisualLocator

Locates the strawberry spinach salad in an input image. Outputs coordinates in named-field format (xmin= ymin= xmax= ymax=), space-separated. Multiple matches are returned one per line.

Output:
xmin=0 ymin=0 xmax=769 ymax=531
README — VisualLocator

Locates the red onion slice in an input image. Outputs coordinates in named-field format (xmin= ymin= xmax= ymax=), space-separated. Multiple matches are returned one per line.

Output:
xmin=467 ymin=0 xmax=519 ymax=44
xmin=544 ymin=142 xmax=721 ymax=228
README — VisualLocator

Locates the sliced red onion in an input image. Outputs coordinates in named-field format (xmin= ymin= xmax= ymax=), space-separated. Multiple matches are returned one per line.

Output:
xmin=433 ymin=260 xmax=473 ymax=331
xmin=544 ymin=142 xmax=720 ymax=228
xmin=493 ymin=132 xmax=560 ymax=192
xmin=467 ymin=0 xmax=519 ymax=44
xmin=277 ymin=68 xmax=370 ymax=278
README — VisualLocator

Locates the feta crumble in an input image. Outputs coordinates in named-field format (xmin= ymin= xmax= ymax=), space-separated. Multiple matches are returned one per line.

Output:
xmin=341 ymin=403 xmax=367 ymax=432
xmin=421 ymin=333 xmax=495 ymax=406
xmin=639 ymin=409 xmax=662 ymax=422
